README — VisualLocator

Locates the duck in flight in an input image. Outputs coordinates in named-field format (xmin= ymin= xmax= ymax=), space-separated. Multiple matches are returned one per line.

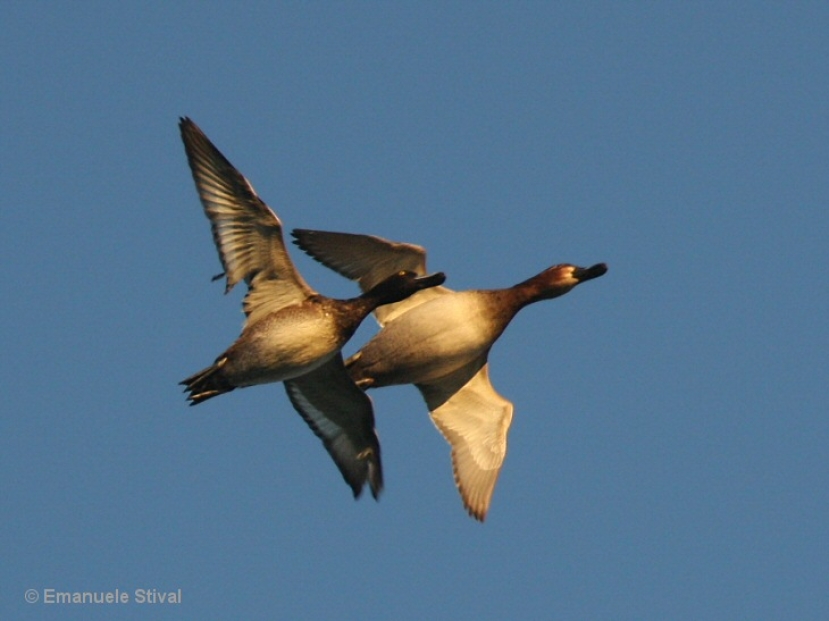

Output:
xmin=292 ymin=229 xmax=607 ymax=520
xmin=177 ymin=118 xmax=445 ymax=500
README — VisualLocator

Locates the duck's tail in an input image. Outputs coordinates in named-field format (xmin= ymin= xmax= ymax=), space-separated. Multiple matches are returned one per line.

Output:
xmin=180 ymin=357 xmax=235 ymax=405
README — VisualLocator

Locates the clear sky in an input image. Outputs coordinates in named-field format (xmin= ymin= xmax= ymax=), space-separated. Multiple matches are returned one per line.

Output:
xmin=3 ymin=3 xmax=827 ymax=619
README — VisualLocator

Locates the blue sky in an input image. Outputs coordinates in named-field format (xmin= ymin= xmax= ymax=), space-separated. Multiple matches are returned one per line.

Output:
xmin=2 ymin=2 xmax=827 ymax=619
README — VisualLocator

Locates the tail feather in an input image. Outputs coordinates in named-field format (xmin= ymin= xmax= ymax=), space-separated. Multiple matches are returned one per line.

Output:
xmin=180 ymin=357 xmax=235 ymax=405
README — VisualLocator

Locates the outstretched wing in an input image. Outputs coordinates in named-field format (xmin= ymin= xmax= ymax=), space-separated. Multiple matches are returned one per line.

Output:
xmin=417 ymin=357 xmax=513 ymax=521
xmin=284 ymin=354 xmax=383 ymax=499
xmin=179 ymin=118 xmax=313 ymax=325
xmin=292 ymin=229 xmax=450 ymax=325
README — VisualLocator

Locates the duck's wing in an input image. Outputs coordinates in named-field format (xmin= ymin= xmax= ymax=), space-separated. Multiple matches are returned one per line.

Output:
xmin=417 ymin=357 xmax=513 ymax=522
xmin=284 ymin=354 xmax=383 ymax=500
xmin=292 ymin=229 xmax=451 ymax=326
xmin=180 ymin=118 xmax=314 ymax=326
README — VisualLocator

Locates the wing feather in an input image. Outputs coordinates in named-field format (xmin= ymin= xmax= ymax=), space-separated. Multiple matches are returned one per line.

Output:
xmin=179 ymin=118 xmax=313 ymax=325
xmin=284 ymin=355 xmax=383 ymax=499
xmin=292 ymin=229 xmax=450 ymax=325
xmin=418 ymin=359 xmax=513 ymax=521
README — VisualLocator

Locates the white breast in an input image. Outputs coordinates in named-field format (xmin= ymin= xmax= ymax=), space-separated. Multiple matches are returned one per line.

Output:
xmin=356 ymin=292 xmax=502 ymax=386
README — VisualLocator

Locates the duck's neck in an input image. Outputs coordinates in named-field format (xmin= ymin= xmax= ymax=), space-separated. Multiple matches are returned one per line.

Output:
xmin=353 ymin=290 xmax=395 ymax=315
xmin=325 ymin=296 xmax=378 ymax=343
xmin=481 ymin=287 xmax=533 ymax=323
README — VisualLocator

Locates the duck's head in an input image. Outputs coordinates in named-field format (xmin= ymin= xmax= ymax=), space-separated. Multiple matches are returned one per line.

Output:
xmin=521 ymin=262 xmax=608 ymax=301
xmin=364 ymin=270 xmax=447 ymax=305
